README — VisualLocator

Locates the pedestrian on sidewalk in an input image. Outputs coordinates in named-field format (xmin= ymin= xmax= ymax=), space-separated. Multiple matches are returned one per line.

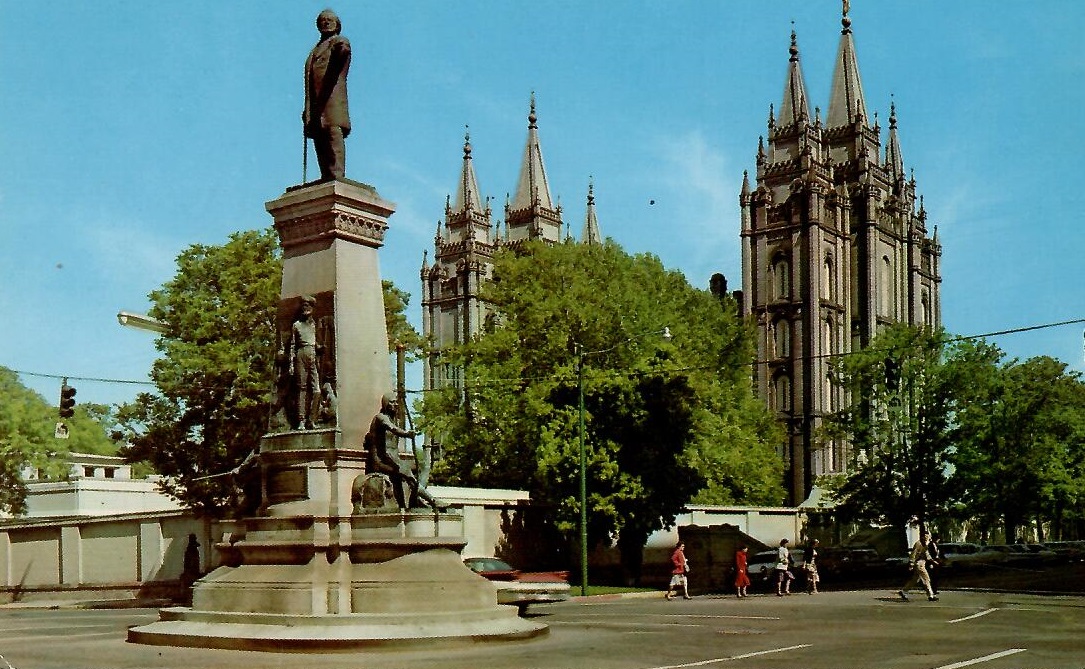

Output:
xmin=926 ymin=533 xmax=942 ymax=595
xmin=665 ymin=541 xmax=691 ymax=600
xmin=734 ymin=545 xmax=751 ymax=598
xmin=898 ymin=530 xmax=938 ymax=602
xmin=805 ymin=539 xmax=820 ymax=594
xmin=775 ymin=538 xmax=794 ymax=596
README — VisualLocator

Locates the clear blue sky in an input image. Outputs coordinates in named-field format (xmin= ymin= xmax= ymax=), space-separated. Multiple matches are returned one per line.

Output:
xmin=2 ymin=1 xmax=1084 ymax=409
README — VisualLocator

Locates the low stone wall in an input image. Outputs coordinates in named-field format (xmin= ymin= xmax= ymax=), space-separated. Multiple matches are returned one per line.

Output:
xmin=0 ymin=488 xmax=533 ymax=604
xmin=0 ymin=511 xmax=214 ymax=604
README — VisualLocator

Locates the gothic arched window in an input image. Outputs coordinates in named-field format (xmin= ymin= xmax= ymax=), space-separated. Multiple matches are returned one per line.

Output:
xmin=880 ymin=255 xmax=893 ymax=317
xmin=774 ymin=318 xmax=790 ymax=358
xmin=774 ymin=374 xmax=792 ymax=413
xmin=773 ymin=256 xmax=791 ymax=301
xmin=823 ymin=254 xmax=835 ymax=301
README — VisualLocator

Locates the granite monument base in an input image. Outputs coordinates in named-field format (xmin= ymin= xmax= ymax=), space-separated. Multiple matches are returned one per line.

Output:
xmin=128 ymin=512 xmax=546 ymax=651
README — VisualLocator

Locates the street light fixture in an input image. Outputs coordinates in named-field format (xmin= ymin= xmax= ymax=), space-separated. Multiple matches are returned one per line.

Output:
xmin=576 ymin=326 xmax=671 ymax=596
xmin=116 ymin=311 xmax=167 ymax=334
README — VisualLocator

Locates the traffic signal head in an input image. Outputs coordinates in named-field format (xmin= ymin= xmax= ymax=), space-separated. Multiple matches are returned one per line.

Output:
xmin=59 ymin=384 xmax=77 ymax=418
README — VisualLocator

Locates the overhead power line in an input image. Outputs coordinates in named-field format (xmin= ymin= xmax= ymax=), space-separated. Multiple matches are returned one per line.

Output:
xmin=8 ymin=317 xmax=1084 ymax=392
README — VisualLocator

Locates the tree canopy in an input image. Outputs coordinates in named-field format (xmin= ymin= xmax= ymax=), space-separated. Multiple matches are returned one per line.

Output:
xmin=820 ymin=324 xmax=1001 ymax=530
xmin=950 ymin=355 xmax=1085 ymax=541
xmin=0 ymin=366 xmax=117 ymax=515
xmin=116 ymin=228 xmax=421 ymax=516
xmin=823 ymin=323 xmax=1085 ymax=543
xmin=420 ymin=240 xmax=784 ymax=577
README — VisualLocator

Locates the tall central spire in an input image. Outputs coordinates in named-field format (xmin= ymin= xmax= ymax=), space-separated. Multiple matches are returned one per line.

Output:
xmin=505 ymin=92 xmax=562 ymax=244
xmin=452 ymin=127 xmax=483 ymax=216
xmin=510 ymin=92 xmax=554 ymax=212
xmin=777 ymin=27 xmax=811 ymax=127
xmin=826 ymin=0 xmax=868 ymax=128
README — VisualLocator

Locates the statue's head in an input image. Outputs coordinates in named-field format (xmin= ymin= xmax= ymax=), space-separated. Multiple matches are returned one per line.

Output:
xmin=316 ymin=9 xmax=341 ymax=36
xmin=381 ymin=392 xmax=398 ymax=415
xmin=298 ymin=295 xmax=316 ymax=317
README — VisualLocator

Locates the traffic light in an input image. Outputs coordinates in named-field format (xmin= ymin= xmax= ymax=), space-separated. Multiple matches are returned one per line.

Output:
xmin=59 ymin=382 xmax=77 ymax=418
xmin=884 ymin=357 xmax=899 ymax=392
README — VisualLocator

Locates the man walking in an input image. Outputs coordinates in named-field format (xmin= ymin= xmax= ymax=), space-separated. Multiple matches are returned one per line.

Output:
xmin=898 ymin=530 xmax=938 ymax=602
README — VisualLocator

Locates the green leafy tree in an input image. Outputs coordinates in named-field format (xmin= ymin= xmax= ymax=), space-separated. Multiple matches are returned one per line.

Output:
xmin=116 ymin=228 xmax=421 ymax=516
xmin=421 ymin=240 xmax=783 ymax=580
xmin=951 ymin=356 xmax=1085 ymax=541
xmin=0 ymin=367 xmax=117 ymax=515
xmin=821 ymin=324 xmax=1001 ymax=535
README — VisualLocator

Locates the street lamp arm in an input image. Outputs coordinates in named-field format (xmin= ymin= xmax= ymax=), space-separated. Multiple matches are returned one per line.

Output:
xmin=117 ymin=311 xmax=167 ymax=334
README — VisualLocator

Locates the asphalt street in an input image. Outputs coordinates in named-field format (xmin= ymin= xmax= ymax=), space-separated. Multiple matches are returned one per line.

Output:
xmin=1 ymin=589 xmax=1083 ymax=669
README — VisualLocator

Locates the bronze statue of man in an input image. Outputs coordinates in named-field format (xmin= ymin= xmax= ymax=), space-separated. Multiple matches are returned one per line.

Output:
xmin=366 ymin=394 xmax=443 ymax=511
xmin=303 ymin=8 xmax=351 ymax=181
xmin=287 ymin=296 xmax=320 ymax=429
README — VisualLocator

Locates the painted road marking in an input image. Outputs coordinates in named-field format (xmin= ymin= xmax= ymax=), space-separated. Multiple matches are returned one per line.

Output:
xmin=658 ymin=614 xmax=782 ymax=621
xmin=934 ymin=648 xmax=1026 ymax=669
xmin=948 ymin=608 xmax=998 ymax=623
xmin=643 ymin=643 xmax=812 ymax=669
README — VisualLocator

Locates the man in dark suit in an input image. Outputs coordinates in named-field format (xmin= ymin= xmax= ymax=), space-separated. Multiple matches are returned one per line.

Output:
xmin=303 ymin=9 xmax=351 ymax=181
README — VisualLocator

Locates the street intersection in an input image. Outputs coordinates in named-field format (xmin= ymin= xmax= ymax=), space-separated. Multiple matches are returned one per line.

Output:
xmin=2 ymin=588 xmax=1083 ymax=669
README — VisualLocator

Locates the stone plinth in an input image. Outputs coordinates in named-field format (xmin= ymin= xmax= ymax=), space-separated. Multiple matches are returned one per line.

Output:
xmin=265 ymin=179 xmax=393 ymax=452
xmin=128 ymin=511 xmax=545 ymax=650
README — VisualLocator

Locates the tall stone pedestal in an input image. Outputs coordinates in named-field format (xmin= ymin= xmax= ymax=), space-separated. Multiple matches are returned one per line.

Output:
xmin=128 ymin=180 xmax=546 ymax=650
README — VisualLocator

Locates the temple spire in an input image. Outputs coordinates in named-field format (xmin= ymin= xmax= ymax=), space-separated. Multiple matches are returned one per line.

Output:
xmin=884 ymin=97 xmax=905 ymax=184
xmin=451 ymin=126 xmax=483 ymax=216
xmin=506 ymin=92 xmax=562 ymax=243
xmin=582 ymin=178 xmax=601 ymax=245
xmin=778 ymin=26 xmax=811 ymax=126
xmin=510 ymin=92 xmax=554 ymax=212
xmin=827 ymin=0 xmax=868 ymax=128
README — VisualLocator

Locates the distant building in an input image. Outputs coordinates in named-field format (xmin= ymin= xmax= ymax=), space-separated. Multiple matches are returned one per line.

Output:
xmin=13 ymin=452 xmax=183 ymax=518
xmin=740 ymin=7 xmax=942 ymax=505
xmin=421 ymin=95 xmax=600 ymax=395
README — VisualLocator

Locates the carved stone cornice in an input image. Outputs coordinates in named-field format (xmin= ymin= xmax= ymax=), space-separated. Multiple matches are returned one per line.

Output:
xmin=266 ymin=179 xmax=396 ymax=251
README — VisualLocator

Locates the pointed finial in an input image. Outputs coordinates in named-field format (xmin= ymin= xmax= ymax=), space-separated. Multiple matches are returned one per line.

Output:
xmin=529 ymin=91 xmax=538 ymax=129
xmin=587 ymin=176 xmax=595 ymax=205
xmin=768 ymin=103 xmax=775 ymax=128
xmin=464 ymin=125 xmax=472 ymax=158
xmin=842 ymin=0 xmax=852 ymax=32
xmin=789 ymin=25 xmax=799 ymax=62
xmin=889 ymin=96 xmax=898 ymax=129
xmin=741 ymin=170 xmax=751 ymax=195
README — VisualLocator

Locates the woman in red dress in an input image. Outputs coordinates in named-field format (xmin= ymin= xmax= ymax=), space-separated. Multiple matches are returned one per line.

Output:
xmin=734 ymin=545 xmax=751 ymax=598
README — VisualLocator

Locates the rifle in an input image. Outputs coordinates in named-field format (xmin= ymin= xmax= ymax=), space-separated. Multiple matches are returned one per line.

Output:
xmin=192 ymin=470 xmax=235 ymax=483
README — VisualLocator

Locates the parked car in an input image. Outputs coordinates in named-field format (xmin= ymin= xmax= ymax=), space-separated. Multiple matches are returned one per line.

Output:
xmin=745 ymin=549 xmax=805 ymax=591
xmin=981 ymin=544 xmax=1035 ymax=566
xmin=939 ymin=542 xmax=1002 ymax=570
xmin=1042 ymin=540 xmax=1085 ymax=563
xmin=463 ymin=557 xmax=570 ymax=615
xmin=1022 ymin=543 xmax=1059 ymax=567
xmin=817 ymin=546 xmax=883 ymax=580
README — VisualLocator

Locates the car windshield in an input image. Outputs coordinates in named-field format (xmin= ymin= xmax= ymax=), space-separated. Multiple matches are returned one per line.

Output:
xmin=466 ymin=558 xmax=513 ymax=572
